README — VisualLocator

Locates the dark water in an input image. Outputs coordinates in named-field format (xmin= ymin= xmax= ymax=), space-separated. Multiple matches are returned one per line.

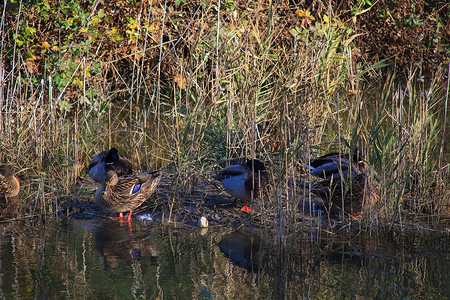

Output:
xmin=0 ymin=218 xmax=448 ymax=299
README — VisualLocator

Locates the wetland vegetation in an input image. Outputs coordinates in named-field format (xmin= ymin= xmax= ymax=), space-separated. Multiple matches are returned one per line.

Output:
xmin=0 ymin=0 xmax=449 ymax=297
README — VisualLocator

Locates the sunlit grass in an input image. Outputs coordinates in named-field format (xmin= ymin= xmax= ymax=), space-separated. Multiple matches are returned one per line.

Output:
xmin=0 ymin=0 xmax=448 ymax=228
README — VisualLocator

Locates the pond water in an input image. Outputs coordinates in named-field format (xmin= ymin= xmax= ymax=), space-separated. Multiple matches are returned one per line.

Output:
xmin=0 ymin=218 xmax=448 ymax=299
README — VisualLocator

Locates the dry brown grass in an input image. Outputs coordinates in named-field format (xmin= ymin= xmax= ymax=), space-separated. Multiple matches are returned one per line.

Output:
xmin=0 ymin=0 xmax=448 ymax=230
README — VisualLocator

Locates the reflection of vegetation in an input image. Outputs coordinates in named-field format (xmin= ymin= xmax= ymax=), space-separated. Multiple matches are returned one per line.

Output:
xmin=0 ymin=221 xmax=447 ymax=298
xmin=1 ymin=0 xmax=448 ymax=226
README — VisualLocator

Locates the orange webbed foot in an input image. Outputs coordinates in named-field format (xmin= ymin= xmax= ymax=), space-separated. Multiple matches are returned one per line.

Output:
xmin=240 ymin=204 xmax=252 ymax=213
xmin=109 ymin=212 xmax=131 ymax=223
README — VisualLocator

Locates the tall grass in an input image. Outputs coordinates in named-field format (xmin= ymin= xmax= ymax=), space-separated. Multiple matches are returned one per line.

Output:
xmin=0 ymin=0 xmax=448 ymax=228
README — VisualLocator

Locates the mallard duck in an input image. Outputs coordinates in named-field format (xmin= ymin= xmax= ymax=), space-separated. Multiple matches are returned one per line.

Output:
xmin=312 ymin=174 xmax=378 ymax=216
xmin=0 ymin=165 xmax=20 ymax=217
xmin=88 ymin=148 xmax=133 ymax=183
xmin=215 ymin=159 xmax=268 ymax=213
xmin=0 ymin=165 xmax=20 ymax=198
xmin=307 ymin=148 xmax=365 ymax=179
xmin=95 ymin=170 xmax=161 ymax=221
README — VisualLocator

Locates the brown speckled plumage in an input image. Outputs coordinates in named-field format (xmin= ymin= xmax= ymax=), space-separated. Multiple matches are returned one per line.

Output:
xmin=0 ymin=165 xmax=20 ymax=218
xmin=313 ymin=174 xmax=378 ymax=215
xmin=0 ymin=165 xmax=20 ymax=198
xmin=95 ymin=170 xmax=161 ymax=219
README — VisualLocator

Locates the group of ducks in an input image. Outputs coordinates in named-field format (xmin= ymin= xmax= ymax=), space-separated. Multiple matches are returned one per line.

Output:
xmin=88 ymin=148 xmax=162 ymax=222
xmin=214 ymin=148 xmax=370 ymax=216
xmin=87 ymin=147 xmax=370 ymax=218
xmin=87 ymin=149 xmax=269 ymax=220
xmin=0 ymin=147 xmax=370 ymax=221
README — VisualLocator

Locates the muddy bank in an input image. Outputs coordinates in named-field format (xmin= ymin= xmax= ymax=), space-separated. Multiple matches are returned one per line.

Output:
xmin=56 ymin=169 xmax=449 ymax=234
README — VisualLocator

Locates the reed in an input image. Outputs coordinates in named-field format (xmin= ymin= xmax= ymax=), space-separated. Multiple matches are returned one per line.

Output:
xmin=0 ymin=0 xmax=447 ymax=229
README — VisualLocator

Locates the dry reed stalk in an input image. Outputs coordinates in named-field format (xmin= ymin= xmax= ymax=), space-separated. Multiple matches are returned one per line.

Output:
xmin=0 ymin=0 xmax=447 ymax=230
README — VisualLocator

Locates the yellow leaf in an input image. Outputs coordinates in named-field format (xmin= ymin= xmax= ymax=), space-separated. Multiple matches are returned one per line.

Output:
xmin=108 ymin=27 xmax=118 ymax=35
xmin=42 ymin=41 xmax=50 ymax=49
xmin=73 ymin=77 xmax=83 ymax=89
xmin=296 ymin=8 xmax=315 ymax=27
xmin=296 ymin=9 xmax=305 ymax=17
xmin=174 ymin=75 xmax=186 ymax=89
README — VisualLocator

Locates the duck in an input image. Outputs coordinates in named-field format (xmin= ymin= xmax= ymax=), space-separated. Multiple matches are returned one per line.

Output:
xmin=307 ymin=148 xmax=365 ymax=179
xmin=312 ymin=173 xmax=378 ymax=216
xmin=0 ymin=165 xmax=20 ymax=217
xmin=215 ymin=159 xmax=268 ymax=213
xmin=95 ymin=170 xmax=161 ymax=222
xmin=88 ymin=148 xmax=133 ymax=183
xmin=0 ymin=165 xmax=20 ymax=198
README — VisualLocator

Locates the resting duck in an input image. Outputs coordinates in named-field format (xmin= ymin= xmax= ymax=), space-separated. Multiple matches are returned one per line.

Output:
xmin=88 ymin=148 xmax=133 ymax=183
xmin=95 ymin=170 xmax=161 ymax=222
xmin=0 ymin=165 xmax=20 ymax=198
xmin=307 ymin=148 xmax=365 ymax=179
xmin=215 ymin=159 xmax=268 ymax=213
xmin=312 ymin=173 xmax=378 ymax=216
xmin=0 ymin=165 xmax=20 ymax=217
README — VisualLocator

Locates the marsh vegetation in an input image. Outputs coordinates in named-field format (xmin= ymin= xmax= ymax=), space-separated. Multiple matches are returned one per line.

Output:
xmin=1 ymin=0 xmax=449 ymax=231
xmin=1 ymin=1 xmax=449 ymax=298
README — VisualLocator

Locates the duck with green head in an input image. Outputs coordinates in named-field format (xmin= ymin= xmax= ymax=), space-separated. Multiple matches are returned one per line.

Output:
xmin=88 ymin=148 xmax=133 ymax=183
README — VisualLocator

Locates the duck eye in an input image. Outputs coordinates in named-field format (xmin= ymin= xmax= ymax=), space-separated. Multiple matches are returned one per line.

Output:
xmin=224 ymin=175 xmax=231 ymax=179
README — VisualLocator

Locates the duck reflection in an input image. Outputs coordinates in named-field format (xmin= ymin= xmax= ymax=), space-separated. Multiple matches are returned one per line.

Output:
xmin=218 ymin=231 xmax=264 ymax=272
xmin=322 ymin=236 xmax=381 ymax=268
xmin=94 ymin=221 xmax=159 ymax=271
xmin=324 ymin=243 xmax=366 ymax=267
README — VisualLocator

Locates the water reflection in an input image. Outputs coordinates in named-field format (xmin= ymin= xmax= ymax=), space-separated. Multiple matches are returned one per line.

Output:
xmin=0 ymin=219 xmax=447 ymax=299
xmin=218 ymin=231 xmax=264 ymax=272
xmin=94 ymin=221 xmax=160 ymax=271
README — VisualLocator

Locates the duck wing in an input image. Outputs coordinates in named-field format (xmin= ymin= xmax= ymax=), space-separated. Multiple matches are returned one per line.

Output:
xmin=215 ymin=164 xmax=250 ymax=181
